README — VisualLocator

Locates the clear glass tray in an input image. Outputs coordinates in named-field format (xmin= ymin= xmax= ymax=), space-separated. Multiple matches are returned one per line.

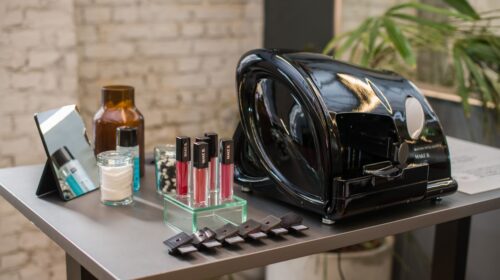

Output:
xmin=163 ymin=194 xmax=247 ymax=233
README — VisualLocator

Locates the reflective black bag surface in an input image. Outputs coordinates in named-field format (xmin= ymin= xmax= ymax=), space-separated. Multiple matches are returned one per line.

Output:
xmin=234 ymin=49 xmax=457 ymax=223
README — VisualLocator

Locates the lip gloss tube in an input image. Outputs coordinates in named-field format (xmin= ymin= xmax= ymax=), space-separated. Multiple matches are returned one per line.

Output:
xmin=193 ymin=142 xmax=209 ymax=206
xmin=204 ymin=132 xmax=219 ymax=193
xmin=195 ymin=136 xmax=211 ymax=192
xmin=175 ymin=136 xmax=191 ymax=196
xmin=220 ymin=139 xmax=234 ymax=202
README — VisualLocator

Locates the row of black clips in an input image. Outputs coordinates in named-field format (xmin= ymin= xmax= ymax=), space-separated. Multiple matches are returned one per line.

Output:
xmin=164 ymin=212 xmax=308 ymax=255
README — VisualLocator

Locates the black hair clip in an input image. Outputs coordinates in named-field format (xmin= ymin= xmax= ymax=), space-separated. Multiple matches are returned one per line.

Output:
xmin=214 ymin=223 xmax=245 ymax=245
xmin=280 ymin=212 xmax=308 ymax=232
xmin=259 ymin=215 xmax=288 ymax=236
xmin=163 ymin=232 xmax=197 ymax=255
xmin=192 ymin=227 xmax=222 ymax=249
xmin=238 ymin=219 xmax=267 ymax=240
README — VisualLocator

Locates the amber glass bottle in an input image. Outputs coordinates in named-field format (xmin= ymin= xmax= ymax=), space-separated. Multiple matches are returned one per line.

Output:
xmin=93 ymin=85 xmax=145 ymax=177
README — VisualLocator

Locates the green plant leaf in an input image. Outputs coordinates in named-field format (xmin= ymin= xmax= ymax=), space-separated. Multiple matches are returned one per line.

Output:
xmin=360 ymin=51 xmax=371 ymax=67
xmin=323 ymin=32 xmax=349 ymax=55
xmin=371 ymin=44 xmax=395 ymax=68
xmin=337 ymin=18 xmax=373 ymax=59
xmin=452 ymin=46 xmax=471 ymax=116
xmin=461 ymin=36 xmax=500 ymax=66
xmin=387 ymin=1 xmax=471 ymax=20
xmin=361 ymin=19 xmax=381 ymax=66
xmin=323 ymin=18 xmax=373 ymax=57
xmin=367 ymin=19 xmax=381 ymax=53
xmin=462 ymin=50 xmax=493 ymax=103
xmin=401 ymin=25 xmax=448 ymax=50
xmin=444 ymin=0 xmax=480 ymax=20
xmin=389 ymin=13 xmax=455 ymax=32
xmin=349 ymin=36 xmax=363 ymax=62
xmin=383 ymin=17 xmax=416 ymax=66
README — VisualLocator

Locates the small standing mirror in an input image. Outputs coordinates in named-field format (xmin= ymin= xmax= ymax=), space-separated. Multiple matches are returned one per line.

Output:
xmin=34 ymin=105 xmax=99 ymax=200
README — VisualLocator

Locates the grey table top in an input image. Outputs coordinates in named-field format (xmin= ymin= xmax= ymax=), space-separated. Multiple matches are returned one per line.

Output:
xmin=1 ymin=137 xmax=500 ymax=280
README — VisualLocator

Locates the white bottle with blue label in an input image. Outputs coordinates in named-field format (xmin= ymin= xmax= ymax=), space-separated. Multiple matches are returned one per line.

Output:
xmin=116 ymin=126 xmax=140 ymax=192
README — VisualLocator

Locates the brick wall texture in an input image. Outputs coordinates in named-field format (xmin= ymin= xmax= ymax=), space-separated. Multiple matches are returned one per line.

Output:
xmin=0 ymin=0 xmax=263 ymax=279
xmin=1 ymin=0 xmax=497 ymax=279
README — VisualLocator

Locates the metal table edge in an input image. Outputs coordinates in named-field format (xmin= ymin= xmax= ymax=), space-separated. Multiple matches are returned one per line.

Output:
xmin=0 ymin=179 xmax=119 ymax=280
xmin=137 ymin=194 xmax=500 ymax=279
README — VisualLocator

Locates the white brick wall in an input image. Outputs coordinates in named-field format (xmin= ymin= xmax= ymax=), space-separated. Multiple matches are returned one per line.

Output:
xmin=0 ymin=0 xmax=263 ymax=279
xmin=0 ymin=0 xmax=78 ymax=278
xmin=76 ymin=0 xmax=263 ymax=149
xmin=0 ymin=0 xmax=78 ymax=169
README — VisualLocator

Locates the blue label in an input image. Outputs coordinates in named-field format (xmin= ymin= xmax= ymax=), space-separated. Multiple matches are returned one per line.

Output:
xmin=133 ymin=156 xmax=140 ymax=191
xmin=66 ymin=175 xmax=84 ymax=196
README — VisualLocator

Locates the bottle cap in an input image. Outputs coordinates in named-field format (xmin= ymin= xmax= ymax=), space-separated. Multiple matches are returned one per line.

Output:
xmin=102 ymin=85 xmax=134 ymax=94
xmin=195 ymin=136 xmax=210 ymax=143
xmin=101 ymin=85 xmax=134 ymax=104
xmin=116 ymin=126 xmax=138 ymax=147
xmin=220 ymin=139 xmax=234 ymax=164
xmin=51 ymin=146 xmax=74 ymax=168
xmin=193 ymin=142 xmax=209 ymax=168
xmin=176 ymin=136 xmax=191 ymax=162
xmin=204 ymin=132 xmax=218 ymax=157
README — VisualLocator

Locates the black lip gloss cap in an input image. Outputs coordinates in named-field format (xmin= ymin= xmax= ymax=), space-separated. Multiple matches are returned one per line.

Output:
xmin=51 ymin=146 xmax=74 ymax=168
xmin=204 ymin=132 xmax=218 ymax=157
xmin=176 ymin=136 xmax=191 ymax=162
xmin=195 ymin=136 xmax=210 ymax=143
xmin=193 ymin=142 xmax=209 ymax=168
xmin=116 ymin=126 xmax=138 ymax=147
xmin=220 ymin=139 xmax=234 ymax=164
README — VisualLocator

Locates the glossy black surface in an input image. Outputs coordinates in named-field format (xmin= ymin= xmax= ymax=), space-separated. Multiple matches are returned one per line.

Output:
xmin=234 ymin=49 xmax=457 ymax=221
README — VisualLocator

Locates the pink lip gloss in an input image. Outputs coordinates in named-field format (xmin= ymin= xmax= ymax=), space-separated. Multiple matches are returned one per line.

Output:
xmin=193 ymin=142 xmax=209 ymax=206
xmin=204 ymin=132 xmax=219 ymax=192
xmin=175 ymin=136 xmax=190 ymax=196
xmin=195 ymin=136 xmax=211 ymax=191
xmin=220 ymin=139 xmax=234 ymax=201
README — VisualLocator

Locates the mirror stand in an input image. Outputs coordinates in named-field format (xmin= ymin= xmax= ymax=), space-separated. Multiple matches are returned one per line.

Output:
xmin=36 ymin=158 xmax=60 ymax=198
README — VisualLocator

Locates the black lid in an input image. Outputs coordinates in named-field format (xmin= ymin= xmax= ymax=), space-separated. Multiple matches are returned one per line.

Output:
xmin=116 ymin=126 xmax=138 ymax=147
xmin=204 ymin=132 xmax=218 ymax=157
xmin=193 ymin=142 xmax=209 ymax=168
xmin=195 ymin=136 xmax=210 ymax=143
xmin=51 ymin=146 xmax=74 ymax=168
xmin=220 ymin=139 xmax=234 ymax=164
xmin=176 ymin=136 xmax=191 ymax=162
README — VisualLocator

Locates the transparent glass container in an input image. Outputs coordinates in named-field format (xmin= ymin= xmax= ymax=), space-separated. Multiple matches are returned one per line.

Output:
xmin=97 ymin=151 xmax=133 ymax=206
xmin=163 ymin=194 xmax=247 ymax=233
xmin=154 ymin=145 xmax=176 ymax=195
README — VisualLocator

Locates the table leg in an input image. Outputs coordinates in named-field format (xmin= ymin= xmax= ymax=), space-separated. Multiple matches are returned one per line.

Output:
xmin=66 ymin=253 xmax=97 ymax=280
xmin=431 ymin=216 xmax=471 ymax=280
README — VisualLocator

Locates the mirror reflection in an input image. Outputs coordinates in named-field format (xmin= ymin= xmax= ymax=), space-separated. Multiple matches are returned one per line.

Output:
xmin=35 ymin=105 xmax=98 ymax=200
